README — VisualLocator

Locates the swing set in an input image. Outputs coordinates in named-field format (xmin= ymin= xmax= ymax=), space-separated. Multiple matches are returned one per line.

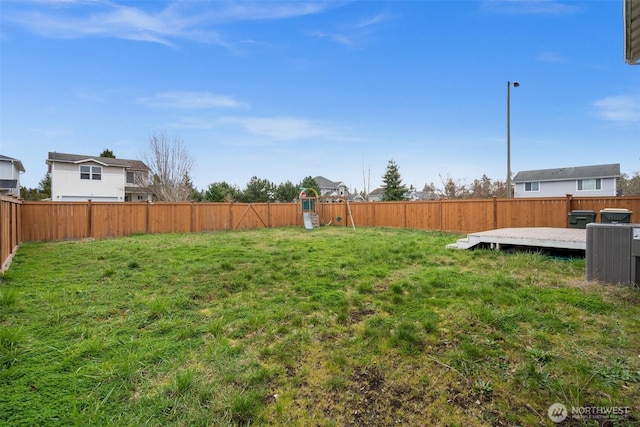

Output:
xmin=299 ymin=187 xmax=355 ymax=230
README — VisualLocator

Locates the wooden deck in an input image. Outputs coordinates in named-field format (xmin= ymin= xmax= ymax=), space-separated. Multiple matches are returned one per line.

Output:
xmin=447 ymin=227 xmax=586 ymax=251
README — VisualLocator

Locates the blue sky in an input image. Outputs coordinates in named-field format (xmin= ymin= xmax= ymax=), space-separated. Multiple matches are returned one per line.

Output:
xmin=1 ymin=0 xmax=638 ymax=193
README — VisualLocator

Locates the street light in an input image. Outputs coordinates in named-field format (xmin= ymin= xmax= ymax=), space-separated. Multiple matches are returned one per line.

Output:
xmin=506 ymin=81 xmax=519 ymax=198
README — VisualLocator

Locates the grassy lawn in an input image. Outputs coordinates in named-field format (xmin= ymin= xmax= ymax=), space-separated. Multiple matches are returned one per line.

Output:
xmin=1 ymin=227 xmax=639 ymax=426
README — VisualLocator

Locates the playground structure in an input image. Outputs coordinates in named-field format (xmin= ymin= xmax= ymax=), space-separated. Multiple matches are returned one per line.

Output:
xmin=299 ymin=187 xmax=355 ymax=230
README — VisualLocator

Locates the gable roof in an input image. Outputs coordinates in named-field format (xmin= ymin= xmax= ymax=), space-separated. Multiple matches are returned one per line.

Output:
xmin=0 ymin=154 xmax=25 ymax=172
xmin=47 ymin=152 xmax=142 ymax=169
xmin=313 ymin=176 xmax=346 ymax=189
xmin=127 ymin=160 xmax=150 ymax=172
xmin=369 ymin=187 xmax=385 ymax=196
xmin=513 ymin=164 xmax=621 ymax=183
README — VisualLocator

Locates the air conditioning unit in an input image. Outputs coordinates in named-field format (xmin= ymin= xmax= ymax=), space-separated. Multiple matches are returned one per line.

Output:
xmin=586 ymin=223 xmax=640 ymax=286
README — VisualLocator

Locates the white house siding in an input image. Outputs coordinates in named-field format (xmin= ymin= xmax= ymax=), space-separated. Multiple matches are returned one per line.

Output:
xmin=514 ymin=178 xmax=617 ymax=198
xmin=0 ymin=160 xmax=22 ymax=197
xmin=51 ymin=161 xmax=126 ymax=202
xmin=0 ymin=162 xmax=16 ymax=178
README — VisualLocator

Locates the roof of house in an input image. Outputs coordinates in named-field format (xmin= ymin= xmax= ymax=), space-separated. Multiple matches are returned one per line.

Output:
xmin=47 ymin=152 xmax=145 ymax=169
xmin=127 ymin=160 xmax=150 ymax=171
xmin=0 ymin=154 xmax=25 ymax=172
xmin=369 ymin=187 xmax=385 ymax=196
xmin=513 ymin=163 xmax=621 ymax=183
xmin=313 ymin=176 xmax=346 ymax=189
xmin=625 ymin=0 xmax=640 ymax=64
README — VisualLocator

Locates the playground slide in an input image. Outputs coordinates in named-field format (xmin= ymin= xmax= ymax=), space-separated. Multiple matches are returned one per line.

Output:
xmin=303 ymin=212 xmax=314 ymax=230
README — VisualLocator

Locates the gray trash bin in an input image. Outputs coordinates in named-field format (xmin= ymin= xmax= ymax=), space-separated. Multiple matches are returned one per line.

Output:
xmin=568 ymin=210 xmax=597 ymax=229
xmin=600 ymin=208 xmax=632 ymax=224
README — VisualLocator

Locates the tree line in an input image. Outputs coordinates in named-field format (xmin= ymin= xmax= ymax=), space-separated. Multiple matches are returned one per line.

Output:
xmin=18 ymin=132 xmax=640 ymax=201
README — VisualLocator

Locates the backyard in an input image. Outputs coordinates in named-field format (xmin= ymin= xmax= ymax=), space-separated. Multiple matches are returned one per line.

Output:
xmin=0 ymin=227 xmax=638 ymax=426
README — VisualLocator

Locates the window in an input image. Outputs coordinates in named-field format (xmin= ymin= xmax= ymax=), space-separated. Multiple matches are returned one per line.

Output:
xmin=577 ymin=179 xmax=601 ymax=191
xmin=80 ymin=166 xmax=102 ymax=180
xmin=126 ymin=171 xmax=134 ymax=184
xmin=524 ymin=182 xmax=540 ymax=192
xmin=92 ymin=167 xmax=101 ymax=180
xmin=80 ymin=166 xmax=91 ymax=180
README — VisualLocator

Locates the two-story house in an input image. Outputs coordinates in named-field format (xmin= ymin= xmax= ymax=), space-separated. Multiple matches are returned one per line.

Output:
xmin=47 ymin=152 xmax=150 ymax=202
xmin=512 ymin=163 xmax=621 ymax=198
xmin=314 ymin=176 xmax=350 ymax=199
xmin=0 ymin=154 xmax=25 ymax=197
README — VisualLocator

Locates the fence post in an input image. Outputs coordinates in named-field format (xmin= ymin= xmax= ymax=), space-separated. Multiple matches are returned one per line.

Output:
xmin=565 ymin=194 xmax=573 ymax=214
xmin=267 ymin=202 xmax=271 ymax=228
xmin=88 ymin=199 xmax=93 ymax=238
xmin=190 ymin=201 xmax=195 ymax=232
xmin=404 ymin=202 xmax=407 ymax=229
xmin=146 ymin=201 xmax=150 ymax=234
xmin=493 ymin=197 xmax=498 ymax=230
xmin=372 ymin=202 xmax=377 ymax=227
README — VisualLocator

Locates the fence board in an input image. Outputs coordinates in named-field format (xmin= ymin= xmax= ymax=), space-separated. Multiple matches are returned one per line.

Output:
xmin=193 ymin=203 xmax=231 ymax=231
xmin=91 ymin=202 xmax=148 ymax=238
xmin=21 ymin=202 xmax=90 ymax=241
xmin=269 ymin=203 xmax=300 ymax=228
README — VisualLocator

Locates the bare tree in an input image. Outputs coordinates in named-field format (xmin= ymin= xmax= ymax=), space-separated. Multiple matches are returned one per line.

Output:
xmin=437 ymin=174 xmax=469 ymax=199
xmin=362 ymin=161 xmax=371 ymax=201
xmin=618 ymin=171 xmax=640 ymax=196
xmin=141 ymin=131 xmax=196 ymax=202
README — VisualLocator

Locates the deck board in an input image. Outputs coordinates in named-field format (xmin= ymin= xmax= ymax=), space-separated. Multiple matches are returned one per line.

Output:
xmin=447 ymin=227 xmax=586 ymax=251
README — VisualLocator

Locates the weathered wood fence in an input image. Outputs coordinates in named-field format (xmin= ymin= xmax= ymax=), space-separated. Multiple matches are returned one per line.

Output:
xmin=2 ymin=195 xmax=640 ymax=271
xmin=1 ymin=196 xmax=22 ymax=271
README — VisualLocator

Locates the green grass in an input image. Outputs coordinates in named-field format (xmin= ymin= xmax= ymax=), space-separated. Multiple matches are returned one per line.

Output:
xmin=1 ymin=227 xmax=639 ymax=426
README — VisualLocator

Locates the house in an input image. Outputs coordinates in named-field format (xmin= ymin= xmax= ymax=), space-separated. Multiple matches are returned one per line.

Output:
xmin=124 ymin=160 xmax=152 ymax=202
xmin=47 ymin=152 xmax=151 ymax=202
xmin=367 ymin=187 xmax=385 ymax=202
xmin=625 ymin=0 xmax=639 ymax=64
xmin=512 ymin=164 xmax=621 ymax=198
xmin=405 ymin=189 xmax=432 ymax=201
xmin=0 ymin=154 xmax=25 ymax=197
xmin=313 ymin=176 xmax=350 ymax=199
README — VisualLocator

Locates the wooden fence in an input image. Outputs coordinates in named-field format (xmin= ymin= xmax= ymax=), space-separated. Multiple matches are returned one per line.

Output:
xmin=1 ymin=196 xmax=22 ymax=272
xmin=2 ymin=195 xmax=640 ymax=271
xmin=19 ymin=201 xmax=301 ymax=242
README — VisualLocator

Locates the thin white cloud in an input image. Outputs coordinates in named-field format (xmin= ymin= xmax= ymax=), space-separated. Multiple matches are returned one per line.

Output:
xmin=481 ymin=0 xmax=583 ymax=15
xmin=221 ymin=116 xmax=336 ymax=140
xmin=355 ymin=12 xmax=391 ymax=29
xmin=307 ymin=9 xmax=392 ymax=47
xmin=137 ymin=91 xmax=247 ymax=110
xmin=307 ymin=30 xmax=355 ymax=47
xmin=3 ymin=1 xmax=339 ymax=47
xmin=593 ymin=95 xmax=640 ymax=123
xmin=536 ymin=51 xmax=566 ymax=63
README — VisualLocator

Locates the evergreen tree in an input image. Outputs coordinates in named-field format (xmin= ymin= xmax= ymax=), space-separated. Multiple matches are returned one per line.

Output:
xmin=203 ymin=182 xmax=238 ymax=202
xmin=381 ymin=160 xmax=407 ymax=201
xmin=299 ymin=176 xmax=320 ymax=197
xmin=275 ymin=181 xmax=298 ymax=202
xmin=20 ymin=173 xmax=51 ymax=200
xmin=182 ymin=172 xmax=202 ymax=201
xmin=238 ymin=176 xmax=276 ymax=203
xmin=99 ymin=149 xmax=116 ymax=158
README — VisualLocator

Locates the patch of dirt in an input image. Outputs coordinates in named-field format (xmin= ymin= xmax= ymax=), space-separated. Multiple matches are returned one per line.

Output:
xmin=339 ymin=366 xmax=431 ymax=426
xmin=348 ymin=308 xmax=375 ymax=324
